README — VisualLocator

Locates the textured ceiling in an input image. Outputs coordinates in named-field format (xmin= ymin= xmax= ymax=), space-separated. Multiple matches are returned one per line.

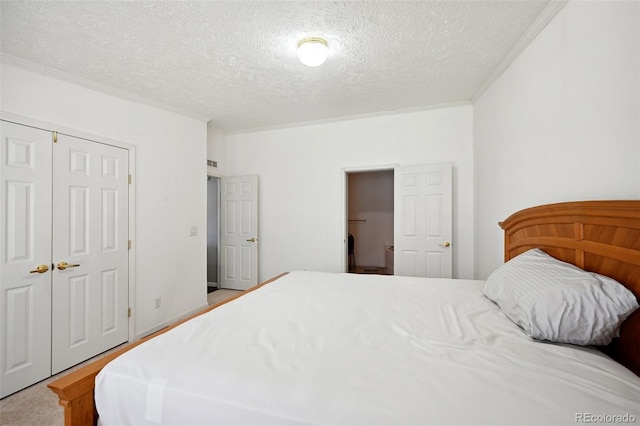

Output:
xmin=0 ymin=1 xmax=552 ymax=133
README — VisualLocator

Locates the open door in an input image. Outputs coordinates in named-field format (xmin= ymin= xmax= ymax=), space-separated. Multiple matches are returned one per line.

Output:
xmin=220 ymin=175 xmax=259 ymax=290
xmin=394 ymin=163 xmax=452 ymax=278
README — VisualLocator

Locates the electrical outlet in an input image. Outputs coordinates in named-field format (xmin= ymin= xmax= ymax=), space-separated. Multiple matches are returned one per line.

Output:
xmin=155 ymin=297 xmax=161 ymax=308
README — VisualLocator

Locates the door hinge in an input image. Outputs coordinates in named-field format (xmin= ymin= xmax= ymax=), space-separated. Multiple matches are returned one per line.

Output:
xmin=128 ymin=240 xmax=132 ymax=250
xmin=52 ymin=131 xmax=58 ymax=143
xmin=128 ymin=174 xmax=132 ymax=185
xmin=128 ymin=307 xmax=132 ymax=318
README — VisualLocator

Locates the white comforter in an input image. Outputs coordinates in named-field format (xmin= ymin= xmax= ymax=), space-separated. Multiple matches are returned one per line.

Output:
xmin=96 ymin=271 xmax=640 ymax=425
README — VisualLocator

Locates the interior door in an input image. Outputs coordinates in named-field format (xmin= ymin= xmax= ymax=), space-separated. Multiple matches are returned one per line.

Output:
xmin=220 ymin=175 xmax=258 ymax=290
xmin=0 ymin=122 xmax=53 ymax=398
xmin=394 ymin=163 xmax=453 ymax=278
xmin=51 ymin=133 xmax=129 ymax=374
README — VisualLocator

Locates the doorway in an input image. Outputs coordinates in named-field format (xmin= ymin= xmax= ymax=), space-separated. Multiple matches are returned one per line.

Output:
xmin=207 ymin=176 xmax=220 ymax=291
xmin=343 ymin=163 xmax=453 ymax=278
xmin=346 ymin=170 xmax=394 ymax=275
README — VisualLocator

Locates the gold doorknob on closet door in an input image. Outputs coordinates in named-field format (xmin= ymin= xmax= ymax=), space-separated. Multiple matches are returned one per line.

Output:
xmin=30 ymin=264 xmax=49 ymax=274
xmin=57 ymin=261 xmax=80 ymax=270
xmin=439 ymin=241 xmax=451 ymax=248
xmin=246 ymin=238 xmax=257 ymax=243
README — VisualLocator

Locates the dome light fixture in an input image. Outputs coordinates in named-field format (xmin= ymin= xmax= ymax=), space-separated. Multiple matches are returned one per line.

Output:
xmin=296 ymin=37 xmax=329 ymax=67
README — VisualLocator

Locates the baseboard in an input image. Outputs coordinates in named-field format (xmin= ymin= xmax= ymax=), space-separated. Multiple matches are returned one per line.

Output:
xmin=135 ymin=302 xmax=209 ymax=340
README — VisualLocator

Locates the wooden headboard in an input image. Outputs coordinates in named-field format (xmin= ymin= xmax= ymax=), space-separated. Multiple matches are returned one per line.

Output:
xmin=499 ymin=200 xmax=640 ymax=376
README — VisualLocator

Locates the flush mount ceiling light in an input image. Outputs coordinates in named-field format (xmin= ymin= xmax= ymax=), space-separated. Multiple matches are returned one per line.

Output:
xmin=297 ymin=37 xmax=329 ymax=67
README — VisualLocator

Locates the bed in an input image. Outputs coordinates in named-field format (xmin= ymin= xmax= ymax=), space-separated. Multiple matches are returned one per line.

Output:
xmin=49 ymin=200 xmax=640 ymax=425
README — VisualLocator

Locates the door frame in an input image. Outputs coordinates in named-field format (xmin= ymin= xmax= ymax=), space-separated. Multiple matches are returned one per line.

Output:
xmin=1 ymin=111 xmax=137 ymax=342
xmin=341 ymin=164 xmax=398 ymax=273
xmin=206 ymin=173 xmax=222 ymax=290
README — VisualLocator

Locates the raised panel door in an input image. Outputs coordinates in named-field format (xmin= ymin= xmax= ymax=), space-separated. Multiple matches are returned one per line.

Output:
xmin=220 ymin=175 xmax=258 ymax=290
xmin=0 ymin=121 xmax=52 ymax=398
xmin=394 ymin=163 xmax=452 ymax=278
xmin=51 ymin=133 xmax=129 ymax=374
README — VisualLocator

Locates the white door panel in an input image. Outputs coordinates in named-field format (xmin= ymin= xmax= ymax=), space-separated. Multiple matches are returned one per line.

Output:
xmin=52 ymin=134 xmax=129 ymax=374
xmin=395 ymin=163 xmax=452 ymax=278
xmin=220 ymin=175 xmax=258 ymax=290
xmin=0 ymin=122 xmax=52 ymax=398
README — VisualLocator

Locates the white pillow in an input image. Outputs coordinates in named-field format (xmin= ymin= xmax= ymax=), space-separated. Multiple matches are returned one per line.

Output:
xmin=483 ymin=248 xmax=639 ymax=346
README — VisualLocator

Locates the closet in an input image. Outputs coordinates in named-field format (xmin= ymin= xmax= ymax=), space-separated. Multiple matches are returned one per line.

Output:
xmin=0 ymin=120 xmax=130 ymax=398
xmin=346 ymin=170 xmax=394 ymax=274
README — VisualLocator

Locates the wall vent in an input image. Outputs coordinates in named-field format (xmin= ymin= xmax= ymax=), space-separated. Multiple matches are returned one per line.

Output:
xmin=207 ymin=159 xmax=218 ymax=168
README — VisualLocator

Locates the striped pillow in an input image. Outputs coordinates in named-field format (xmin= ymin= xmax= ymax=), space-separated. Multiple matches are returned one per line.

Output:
xmin=483 ymin=248 xmax=638 ymax=346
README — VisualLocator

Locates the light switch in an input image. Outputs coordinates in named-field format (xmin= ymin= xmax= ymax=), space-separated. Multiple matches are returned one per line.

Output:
xmin=190 ymin=226 xmax=198 ymax=236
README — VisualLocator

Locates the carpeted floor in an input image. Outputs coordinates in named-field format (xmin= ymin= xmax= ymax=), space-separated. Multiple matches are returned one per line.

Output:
xmin=0 ymin=345 xmax=122 ymax=426
xmin=207 ymin=288 xmax=243 ymax=306
xmin=0 ymin=373 xmax=63 ymax=426
xmin=0 ymin=288 xmax=242 ymax=425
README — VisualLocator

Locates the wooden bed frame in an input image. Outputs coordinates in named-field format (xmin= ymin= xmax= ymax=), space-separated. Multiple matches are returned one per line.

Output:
xmin=47 ymin=273 xmax=287 ymax=426
xmin=49 ymin=200 xmax=640 ymax=426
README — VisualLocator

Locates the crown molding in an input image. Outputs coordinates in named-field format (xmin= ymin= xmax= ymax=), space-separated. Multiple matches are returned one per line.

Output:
xmin=471 ymin=0 xmax=569 ymax=103
xmin=1 ymin=53 xmax=211 ymax=123
xmin=226 ymin=101 xmax=472 ymax=135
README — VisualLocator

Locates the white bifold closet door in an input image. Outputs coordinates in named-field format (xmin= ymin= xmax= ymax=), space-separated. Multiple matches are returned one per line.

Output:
xmin=0 ymin=121 xmax=129 ymax=398
xmin=51 ymin=132 xmax=129 ymax=374
xmin=0 ymin=122 xmax=53 ymax=398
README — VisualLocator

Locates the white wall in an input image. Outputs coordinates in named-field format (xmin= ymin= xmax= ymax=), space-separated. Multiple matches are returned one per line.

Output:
xmin=218 ymin=105 xmax=475 ymax=281
xmin=473 ymin=0 xmax=640 ymax=279
xmin=207 ymin=125 xmax=226 ymax=177
xmin=1 ymin=63 xmax=208 ymax=338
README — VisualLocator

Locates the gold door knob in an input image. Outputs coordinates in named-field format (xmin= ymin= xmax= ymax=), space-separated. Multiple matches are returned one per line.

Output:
xmin=57 ymin=261 xmax=80 ymax=270
xmin=30 ymin=264 xmax=49 ymax=274
xmin=246 ymin=237 xmax=257 ymax=243
xmin=439 ymin=241 xmax=451 ymax=248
